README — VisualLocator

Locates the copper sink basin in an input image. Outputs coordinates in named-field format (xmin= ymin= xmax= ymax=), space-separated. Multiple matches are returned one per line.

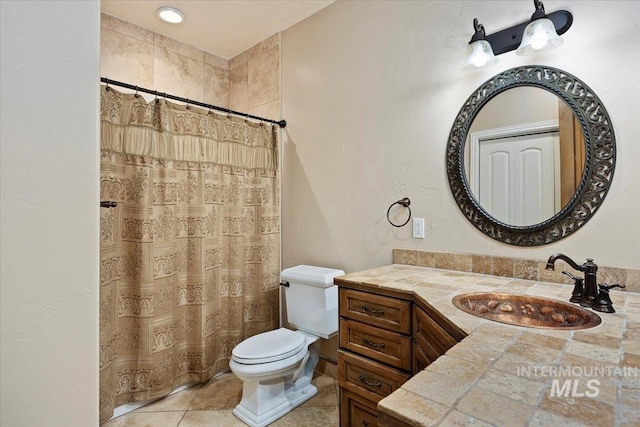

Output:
xmin=452 ymin=293 xmax=602 ymax=330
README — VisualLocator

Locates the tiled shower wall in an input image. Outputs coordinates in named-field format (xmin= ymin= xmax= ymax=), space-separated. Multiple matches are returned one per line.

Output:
xmin=100 ymin=13 xmax=280 ymax=120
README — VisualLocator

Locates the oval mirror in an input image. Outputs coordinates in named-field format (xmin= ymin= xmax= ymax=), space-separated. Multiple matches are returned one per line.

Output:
xmin=447 ymin=66 xmax=616 ymax=246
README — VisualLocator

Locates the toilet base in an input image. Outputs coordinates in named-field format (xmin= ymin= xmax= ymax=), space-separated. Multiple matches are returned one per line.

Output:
xmin=231 ymin=332 xmax=321 ymax=427
xmin=232 ymin=382 xmax=317 ymax=427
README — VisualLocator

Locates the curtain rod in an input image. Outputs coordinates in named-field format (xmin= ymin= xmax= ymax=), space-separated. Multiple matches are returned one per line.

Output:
xmin=100 ymin=77 xmax=286 ymax=128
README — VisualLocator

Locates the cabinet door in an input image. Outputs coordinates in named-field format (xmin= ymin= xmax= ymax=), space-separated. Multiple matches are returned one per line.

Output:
xmin=340 ymin=388 xmax=379 ymax=427
xmin=340 ymin=289 xmax=411 ymax=334
xmin=413 ymin=306 xmax=459 ymax=362
xmin=412 ymin=342 xmax=430 ymax=374
xmin=340 ymin=319 xmax=412 ymax=371
xmin=338 ymin=350 xmax=410 ymax=404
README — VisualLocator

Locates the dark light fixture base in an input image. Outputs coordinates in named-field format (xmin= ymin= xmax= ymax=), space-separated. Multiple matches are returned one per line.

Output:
xmin=486 ymin=10 xmax=573 ymax=55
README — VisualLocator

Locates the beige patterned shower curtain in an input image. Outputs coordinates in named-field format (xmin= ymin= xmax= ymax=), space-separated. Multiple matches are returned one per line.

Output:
xmin=98 ymin=87 xmax=280 ymax=423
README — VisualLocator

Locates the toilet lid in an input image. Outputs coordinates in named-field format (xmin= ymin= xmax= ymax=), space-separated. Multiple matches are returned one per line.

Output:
xmin=232 ymin=328 xmax=307 ymax=365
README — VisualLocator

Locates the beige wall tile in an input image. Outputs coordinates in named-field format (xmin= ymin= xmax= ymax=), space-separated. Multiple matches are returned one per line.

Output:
xmin=392 ymin=249 xmax=405 ymax=264
xmin=434 ymin=252 xmax=455 ymax=270
xmin=248 ymin=100 xmax=281 ymax=122
xmin=204 ymin=64 xmax=229 ymax=108
xmin=230 ymin=49 xmax=250 ymax=70
xmin=154 ymin=47 xmax=204 ymax=101
xmin=514 ymin=259 xmax=539 ymax=280
xmin=492 ymin=256 xmax=514 ymax=277
xmin=154 ymin=33 xmax=203 ymax=62
xmin=626 ymin=268 xmax=640 ymax=293
xmin=100 ymin=28 xmax=154 ymax=88
xmin=248 ymin=46 xmax=279 ymax=109
xmin=229 ymin=62 xmax=249 ymax=112
xmin=418 ymin=251 xmax=435 ymax=268
xmin=101 ymin=13 xmax=153 ymax=43
xmin=205 ymin=52 xmax=229 ymax=70
xmin=453 ymin=253 xmax=472 ymax=272
xmin=248 ymin=33 xmax=280 ymax=61
xmin=538 ymin=260 xmax=568 ymax=284
xmin=404 ymin=250 xmax=419 ymax=266
xmin=471 ymin=254 xmax=492 ymax=275
xmin=393 ymin=249 xmax=640 ymax=295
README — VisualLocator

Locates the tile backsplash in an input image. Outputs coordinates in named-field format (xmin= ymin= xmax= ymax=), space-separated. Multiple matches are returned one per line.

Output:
xmin=393 ymin=249 xmax=640 ymax=294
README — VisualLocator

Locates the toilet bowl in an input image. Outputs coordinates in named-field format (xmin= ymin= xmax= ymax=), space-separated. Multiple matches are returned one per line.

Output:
xmin=229 ymin=265 xmax=344 ymax=427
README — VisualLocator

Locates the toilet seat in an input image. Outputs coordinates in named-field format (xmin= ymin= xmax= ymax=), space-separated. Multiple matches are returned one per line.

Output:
xmin=232 ymin=328 xmax=307 ymax=365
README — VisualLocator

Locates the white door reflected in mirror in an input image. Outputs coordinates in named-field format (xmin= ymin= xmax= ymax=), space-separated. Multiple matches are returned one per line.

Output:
xmin=464 ymin=86 xmax=584 ymax=227
xmin=475 ymin=132 xmax=559 ymax=226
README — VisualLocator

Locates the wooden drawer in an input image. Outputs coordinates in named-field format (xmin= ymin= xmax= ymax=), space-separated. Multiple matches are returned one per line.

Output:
xmin=338 ymin=350 xmax=410 ymax=403
xmin=340 ymin=288 xmax=411 ymax=334
xmin=413 ymin=306 xmax=459 ymax=362
xmin=340 ymin=388 xmax=379 ymax=427
xmin=340 ymin=319 xmax=412 ymax=371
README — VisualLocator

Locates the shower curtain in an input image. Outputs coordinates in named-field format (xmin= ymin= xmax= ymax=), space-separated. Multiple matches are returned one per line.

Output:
xmin=98 ymin=87 xmax=280 ymax=423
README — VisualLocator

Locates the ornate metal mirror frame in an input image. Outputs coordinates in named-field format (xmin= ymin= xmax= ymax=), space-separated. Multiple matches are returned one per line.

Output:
xmin=446 ymin=65 xmax=616 ymax=246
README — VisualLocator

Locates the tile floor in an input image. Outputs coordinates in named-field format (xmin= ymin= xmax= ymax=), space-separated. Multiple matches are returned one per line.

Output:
xmin=101 ymin=371 xmax=339 ymax=427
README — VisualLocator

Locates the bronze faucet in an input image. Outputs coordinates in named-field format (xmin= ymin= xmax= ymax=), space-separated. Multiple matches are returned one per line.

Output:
xmin=546 ymin=253 xmax=598 ymax=308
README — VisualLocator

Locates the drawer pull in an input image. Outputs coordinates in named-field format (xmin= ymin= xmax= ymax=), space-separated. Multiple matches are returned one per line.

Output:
xmin=362 ymin=305 xmax=385 ymax=315
xmin=362 ymin=337 xmax=385 ymax=349
xmin=358 ymin=375 xmax=382 ymax=387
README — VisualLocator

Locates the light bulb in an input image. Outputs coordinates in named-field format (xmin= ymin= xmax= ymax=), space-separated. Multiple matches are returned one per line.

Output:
xmin=157 ymin=7 xmax=184 ymax=24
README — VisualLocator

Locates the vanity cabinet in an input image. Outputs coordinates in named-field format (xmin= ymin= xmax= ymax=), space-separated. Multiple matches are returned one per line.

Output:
xmin=337 ymin=286 xmax=464 ymax=427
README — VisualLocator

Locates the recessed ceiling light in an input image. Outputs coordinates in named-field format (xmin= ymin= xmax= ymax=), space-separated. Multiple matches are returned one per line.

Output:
xmin=157 ymin=6 xmax=184 ymax=24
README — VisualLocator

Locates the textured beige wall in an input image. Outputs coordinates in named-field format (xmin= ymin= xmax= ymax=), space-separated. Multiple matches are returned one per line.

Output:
xmin=281 ymin=1 xmax=640 ymax=274
xmin=1 ymin=2 xmax=100 ymax=425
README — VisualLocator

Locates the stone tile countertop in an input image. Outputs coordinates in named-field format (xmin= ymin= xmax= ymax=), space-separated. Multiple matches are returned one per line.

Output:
xmin=336 ymin=264 xmax=640 ymax=427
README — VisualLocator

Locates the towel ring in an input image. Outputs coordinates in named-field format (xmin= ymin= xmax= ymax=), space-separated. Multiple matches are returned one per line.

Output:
xmin=387 ymin=198 xmax=411 ymax=227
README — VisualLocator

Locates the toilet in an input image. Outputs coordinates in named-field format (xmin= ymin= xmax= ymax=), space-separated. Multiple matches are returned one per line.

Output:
xmin=229 ymin=265 xmax=345 ymax=427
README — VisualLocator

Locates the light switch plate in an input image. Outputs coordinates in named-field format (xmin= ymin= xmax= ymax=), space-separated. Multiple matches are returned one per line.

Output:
xmin=412 ymin=218 xmax=425 ymax=238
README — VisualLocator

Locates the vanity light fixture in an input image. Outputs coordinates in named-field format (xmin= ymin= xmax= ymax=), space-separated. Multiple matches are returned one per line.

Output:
xmin=157 ymin=6 xmax=184 ymax=24
xmin=462 ymin=0 xmax=572 ymax=70
xmin=461 ymin=19 xmax=499 ymax=71
xmin=516 ymin=1 xmax=565 ymax=55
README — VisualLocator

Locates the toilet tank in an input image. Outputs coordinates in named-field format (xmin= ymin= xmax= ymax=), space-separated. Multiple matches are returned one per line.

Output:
xmin=281 ymin=265 xmax=345 ymax=339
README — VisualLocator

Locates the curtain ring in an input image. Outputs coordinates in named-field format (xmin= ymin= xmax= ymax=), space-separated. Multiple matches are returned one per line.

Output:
xmin=134 ymin=86 xmax=139 ymax=98
xmin=105 ymin=79 xmax=111 ymax=91
xmin=387 ymin=198 xmax=411 ymax=227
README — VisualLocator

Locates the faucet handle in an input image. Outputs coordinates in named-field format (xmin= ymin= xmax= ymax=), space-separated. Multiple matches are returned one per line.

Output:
xmin=599 ymin=283 xmax=625 ymax=291
xmin=563 ymin=271 xmax=584 ymax=304
xmin=591 ymin=283 xmax=625 ymax=313
xmin=562 ymin=271 xmax=581 ymax=281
